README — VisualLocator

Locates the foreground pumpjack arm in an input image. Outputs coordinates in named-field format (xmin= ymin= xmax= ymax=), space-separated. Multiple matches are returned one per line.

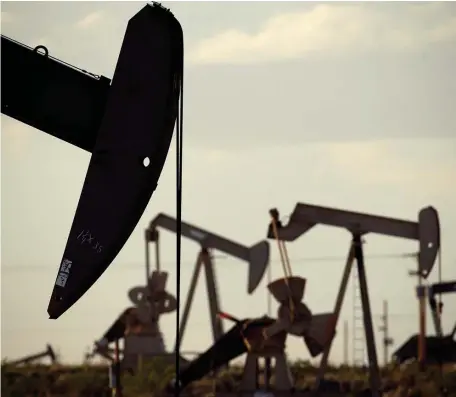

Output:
xmin=1 ymin=3 xmax=184 ymax=320
xmin=47 ymin=5 xmax=182 ymax=320
xmin=1 ymin=35 xmax=110 ymax=152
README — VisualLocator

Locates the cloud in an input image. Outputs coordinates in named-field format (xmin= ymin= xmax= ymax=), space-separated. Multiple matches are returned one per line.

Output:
xmin=190 ymin=3 xmax=456 ymax=65
xmin=74 ymin=11 xmax=104 ymax=30
xmin=324 ymin=139 xmax=456 ymax=195
xmin=1 ymin=116 xmax=32 ymax=156
xmin=203 ymin=149 xmax=227 ymax=165
xmin=1 ymin=11 xmax=14 ymax=24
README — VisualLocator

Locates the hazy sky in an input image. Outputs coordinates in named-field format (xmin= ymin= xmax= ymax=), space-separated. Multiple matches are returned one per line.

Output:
xmin=1 ymin=1 xmax=455 ymax=366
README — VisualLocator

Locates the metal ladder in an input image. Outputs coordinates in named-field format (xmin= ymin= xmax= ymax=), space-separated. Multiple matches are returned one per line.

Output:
xmin=352 ymin=270 xmax=366 ymax=367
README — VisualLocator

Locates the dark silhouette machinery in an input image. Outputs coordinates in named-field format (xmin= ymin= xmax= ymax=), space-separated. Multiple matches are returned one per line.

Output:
xmin=393 ymin=279 xmax=456 ymax=365
xmin=88 ymin=270 xmax=181 ymax=371
xmin=165 ymin=202 xmax=441 ymax=396
xmin=146 ymin=213 xmax=270 ymax=348
xmin=266 ymin=202 xmax=440 ymax=397
xmin=88 ymin=213 xmax=270 ymax=371
xmin=169 ymin=276 xmax=335 ymax=394
xmin=4 ymin=344 xmax=58 ymax=366
xmin=1 ymin=34 xmax=110 ymax=153
xmin=2 ymin=8 xmax=448 ymax=395
xmin=1 ymin=3 xmax=184 ymax=320
xmin=238 ymin=276 xmax=334 ymax=392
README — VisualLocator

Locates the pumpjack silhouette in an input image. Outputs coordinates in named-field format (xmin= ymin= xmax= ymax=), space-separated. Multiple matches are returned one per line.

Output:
xmin=89 ymin=271 xmax=187 ymax=371
xmin=1 ymin=3 xmax=184 ymax=319
xmin=393 ymin=279 xmax=456 ymax=366
xmin=171 ymin=276 xmax=335 ymax=392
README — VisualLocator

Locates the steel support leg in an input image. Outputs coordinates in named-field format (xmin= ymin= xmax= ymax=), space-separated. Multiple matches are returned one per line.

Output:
xmin=202 ymin=251 xmax=224 ymax=342
xmin=316 ymin=243 xmax=355 ymax=389
xmin=175 ymin=255 xmax=203 ymax=351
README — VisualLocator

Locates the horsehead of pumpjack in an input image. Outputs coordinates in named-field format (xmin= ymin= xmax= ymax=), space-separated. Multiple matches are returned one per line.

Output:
xmin=1 ymin=3 xmax=183 ymax=318
xmin=4 ymin=3 xmax=183 ymax=319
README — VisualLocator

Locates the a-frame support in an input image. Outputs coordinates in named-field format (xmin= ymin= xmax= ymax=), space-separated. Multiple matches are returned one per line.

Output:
xmin=176 ymin=248 xmax=224 ymax=345
xmin=146 ymin=213 xmax=270 ymax=350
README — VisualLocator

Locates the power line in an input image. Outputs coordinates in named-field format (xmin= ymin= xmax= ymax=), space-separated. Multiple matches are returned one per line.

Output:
xmin=2 ymin=313 xmax=417 ymax=331
xmin=1 ymin=252 xmax=417 ymax=272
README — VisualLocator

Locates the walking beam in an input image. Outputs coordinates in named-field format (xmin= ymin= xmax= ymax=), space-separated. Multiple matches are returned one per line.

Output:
xmin=149 ymin=213 xmax=270 ymax=293
xmin=267 ymin=203 xmax=440 ymax=277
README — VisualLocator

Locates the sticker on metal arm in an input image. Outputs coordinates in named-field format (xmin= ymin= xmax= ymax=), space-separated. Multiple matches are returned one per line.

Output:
xmin=54 ymin=259 xmax=73 ymax=288
xmin=47 ymin=3 xmax=184 ymax=319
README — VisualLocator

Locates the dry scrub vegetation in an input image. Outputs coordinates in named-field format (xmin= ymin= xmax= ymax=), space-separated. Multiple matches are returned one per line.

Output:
xmin=1 ymin=358 xmax=456 ymax=397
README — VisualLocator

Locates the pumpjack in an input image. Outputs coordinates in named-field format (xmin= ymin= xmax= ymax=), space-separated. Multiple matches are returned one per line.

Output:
xmin=393 ymin=280 xmax=456 ymax=365
xmin=89 ymin=270 xmax=184 ymax=372
xmin=4 ymin=344 xmax=58 ymax=366
xmin=169 ymin=277 xmax=334 ymax=394
xmin=88 ymin=213 xmax=270 ymax=371
xmin=146 ymin=213 xmax=270 ymax=349
xmin=265 ymin=202 xmax=440 ymax=397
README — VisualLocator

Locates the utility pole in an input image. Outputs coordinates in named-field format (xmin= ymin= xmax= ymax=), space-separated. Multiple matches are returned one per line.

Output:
xmin=267 ymin=261 xmax=272 ymax=316
xmin=378 ymin=300 xmax=393 ymax=366
xmin=409 ymin=264 xmax=426 ymax=369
